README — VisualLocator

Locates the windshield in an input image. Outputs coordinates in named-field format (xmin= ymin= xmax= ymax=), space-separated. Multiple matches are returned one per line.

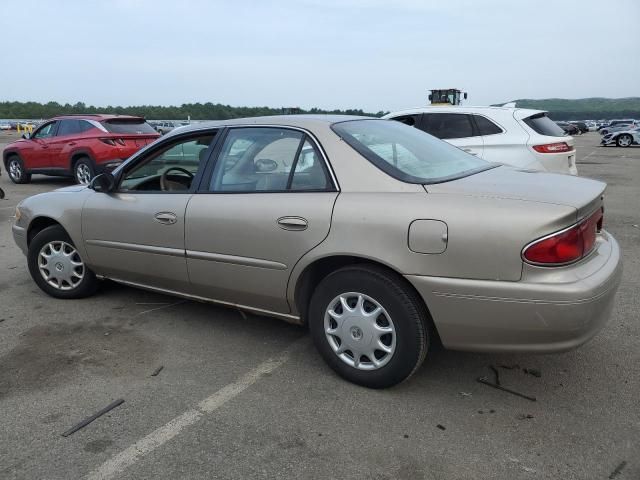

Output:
xmin=101 ymin=118 xmax=157 ymax=134
xmin=331 ymin=119 xmax=494 ymax=184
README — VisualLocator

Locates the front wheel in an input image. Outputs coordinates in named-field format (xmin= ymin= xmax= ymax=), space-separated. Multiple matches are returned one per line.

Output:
xmin=309 ymin=265 xmax=430 ymax=388
xmin=27 ymin=225 xmax=100 ymax=299
xmin=7 ymin=155 xmax=31 ymax=184
xmin=616 ymin=134 xmax=633 ymax=148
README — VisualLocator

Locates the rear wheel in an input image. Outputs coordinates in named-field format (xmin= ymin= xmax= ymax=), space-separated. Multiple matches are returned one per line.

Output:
xmin=616 ymin=134 xmax=633 ymax=148
xmin=7 ymin=155 xmax=31 ymax=184
xmin=74 ymin=157 xmax=95 ymax=185
xmin=309 ymin=265 xmax=429 ymax=388
xmin=27 ymin=225 xmax=99 ymax=299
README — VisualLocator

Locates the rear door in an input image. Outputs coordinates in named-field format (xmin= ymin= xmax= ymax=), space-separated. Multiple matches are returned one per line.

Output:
xmin=419 ymin=113 xmax=484 ymax=157
xmin=82 ymin=130 xmax=218 ymax=292
xmin=49 ymin=119 xmax=90 ymax=169
xmin=185 ymin=126 xmax=338 ymax=314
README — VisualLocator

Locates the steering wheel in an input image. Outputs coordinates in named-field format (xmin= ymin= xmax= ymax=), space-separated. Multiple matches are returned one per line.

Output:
xmin=160 ymin=167 xmax=194 ymax=191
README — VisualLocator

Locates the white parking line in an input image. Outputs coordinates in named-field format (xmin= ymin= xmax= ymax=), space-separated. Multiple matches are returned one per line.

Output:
xmin=86 ymin=338 xmax=304 ymax=480
xmin=581 ymin=150 xmax=597 ymax=161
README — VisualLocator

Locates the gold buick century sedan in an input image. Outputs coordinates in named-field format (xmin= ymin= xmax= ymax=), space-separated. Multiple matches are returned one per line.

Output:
xmin=11 ymin=116 xmax=622 ymax=388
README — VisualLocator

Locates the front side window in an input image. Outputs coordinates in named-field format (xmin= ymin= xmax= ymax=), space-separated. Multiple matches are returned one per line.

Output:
xmin=421 ymin=113 xmax=475 ymax=139
xmin=209 ymin=128 xmax=331 ymax=192
xmin=32 ymin=122 xmax=57 ymax=139
xmin=332 ymin=119 xmax=493 ymax=184
xmin=120 ymin=133 xmax=216 ymax=192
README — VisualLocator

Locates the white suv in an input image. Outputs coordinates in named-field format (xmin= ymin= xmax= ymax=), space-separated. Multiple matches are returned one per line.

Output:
xmin=383 ymin=106 xmax=577 ymax=175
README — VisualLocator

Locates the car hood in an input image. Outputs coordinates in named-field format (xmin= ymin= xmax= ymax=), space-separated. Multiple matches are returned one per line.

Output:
xmin=425 ymin=166 xmax=605 ymax=218
xmin=55 ymin=185 xmax=87 ymax=193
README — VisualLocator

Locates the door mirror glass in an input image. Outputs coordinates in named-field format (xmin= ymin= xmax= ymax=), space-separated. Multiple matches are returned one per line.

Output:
xmin=255 ymin=158 xmax=278 ymax=173
xmin=89 ymin=173 xmax=116 ymax=193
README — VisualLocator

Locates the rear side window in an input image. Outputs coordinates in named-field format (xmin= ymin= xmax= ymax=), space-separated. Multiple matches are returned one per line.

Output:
xmin=473 ymin=115 xmax=503 ymax=135
xmin=57 ymin=119 xmax=95 ymax=136
xmin=523 ymin=113 xmax=566 ymax=136
xmin=421 ymin=113 xmax=475 ymax=139
xmin=102 ymin=119 xmax=157 ymax=134
xmin=390 ymin=114 xmax=420 ymax=127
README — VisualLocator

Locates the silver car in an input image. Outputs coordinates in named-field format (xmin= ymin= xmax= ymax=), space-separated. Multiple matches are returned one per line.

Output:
xmin=12 ymin=116 xmax=622 ymax=388
xmin=601 ymin=127 xmax=640 ymax=148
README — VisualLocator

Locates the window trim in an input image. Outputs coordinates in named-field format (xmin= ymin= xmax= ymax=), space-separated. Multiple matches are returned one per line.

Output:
xmin=114 ymin=129 xmax=222 ymax=195
xmin=197 ymin=125 xmax=339 ymax=194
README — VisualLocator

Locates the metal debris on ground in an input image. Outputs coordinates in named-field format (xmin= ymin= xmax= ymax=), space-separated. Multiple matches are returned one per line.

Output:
xmin=151 ymin=366 xmax=164 ymax=377
xmin=459 ymin=391 xmax=472 ymax=397
xmin=517 ymin=414 xmax=534 ymax=420
xmin=523 ymin=368 xmax=541 ymax=378
xmin=436 ymin=424 xmax=446 ymax=431
xmin=61 ymin=399 xmax=125 ymax=437
xmin=477 ymin=377 xmax=537 ymax=402
xmin=498 ymin=364 xmax=520 ymax=370
xmin=609 ymin=460 xmax=627 ymax=479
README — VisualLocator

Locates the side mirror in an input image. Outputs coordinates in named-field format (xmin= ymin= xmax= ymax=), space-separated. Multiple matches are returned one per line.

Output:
xmin=464 ymin=92 xmax=468 ymax=99
xmin=428 ymin=94 xmax=432 ymax=101
xmin=89 ymin=173 xmax=116 ymax=193
xmin=21 ymin=133 xmax=30 ymax=140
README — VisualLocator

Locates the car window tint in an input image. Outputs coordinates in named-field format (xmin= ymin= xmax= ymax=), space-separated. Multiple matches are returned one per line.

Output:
xmin=209 ymin=128 xmax=305 ymax=192
xmin=78 ymin=120 xmax=95 ymax=133
xmin=421 ymin=113 xmax=474 ymax=139
xmin=32 ymin=122 xmax=57 ymax=139
xmin=390 ymin=114 xmax=420 ymax=127
xmin=290 ymin=139 xmax=330 ymax=190
xmin=102 ymin=119 xmax=157 ymax=134
xmin=523 ymin=113 xmax=565 ymax=136
xmin=120 ymin=133 xmax=216 ymax=192
xmin=57 ymin=119 xmax=82 ymax=136
xmin=473 ymin=115 xmax=503 ymax=135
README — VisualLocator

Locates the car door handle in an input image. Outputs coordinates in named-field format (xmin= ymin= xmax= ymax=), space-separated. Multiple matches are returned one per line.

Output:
xmin=154 ymin=212 xmax=177 ymax=225
xmin=277 ymin=216 xmax=308 ymax=231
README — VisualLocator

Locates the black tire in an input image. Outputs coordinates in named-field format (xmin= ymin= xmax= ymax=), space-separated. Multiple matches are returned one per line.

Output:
xmin=616 ymin=134 xmax=633 ymax=148
xmin=73 ymin=157 xmax=95 ymax=185
xmin=6 ymin=155 xmax=31 ymax=184
xmin=27 ymin=225 xmax=100 ymax=299
xmin=309 ymin=265 xmax=430 ymax=388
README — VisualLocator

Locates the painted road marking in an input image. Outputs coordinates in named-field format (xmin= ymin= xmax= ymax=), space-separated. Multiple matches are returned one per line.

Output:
xmin=86 ymin=338 xmax=304 ymax=480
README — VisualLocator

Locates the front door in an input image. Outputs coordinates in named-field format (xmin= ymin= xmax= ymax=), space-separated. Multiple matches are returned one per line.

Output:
xmin=82 ymin=131 xmax=218 ymax=292
xmin=185 ymin=127 xmax=338 ymax=314
xmin=23 ymin=121 xmax=58 ymax=169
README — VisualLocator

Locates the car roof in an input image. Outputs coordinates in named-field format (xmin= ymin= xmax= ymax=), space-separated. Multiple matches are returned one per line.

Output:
xmin=384 ymin=105 xmax=547 ymax=117
xmin=51 ymin=114 xmax=144 ymax=121
xmin=165 ymin=114 xmax=376 ymax=136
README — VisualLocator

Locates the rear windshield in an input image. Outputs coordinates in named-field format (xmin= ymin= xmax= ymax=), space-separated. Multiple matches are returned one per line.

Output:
xmin=331 ymin=119 xmax=494 ymax=184
xmin=523 ymin=113 xmax=566 ymax=136
xmin=101 ymin=119 xmax=157 ymax=134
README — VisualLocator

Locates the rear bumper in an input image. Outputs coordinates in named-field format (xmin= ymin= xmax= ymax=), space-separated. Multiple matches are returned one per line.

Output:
xmin=406 ymin=231 xmax=622 ymax=353
xmin=532 ymin=149 xmax=578 ymax=175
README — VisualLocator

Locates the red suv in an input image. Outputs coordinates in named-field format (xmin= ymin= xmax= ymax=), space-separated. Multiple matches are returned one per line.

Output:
xmin=2 ymin=114 xmax=160 ymax=184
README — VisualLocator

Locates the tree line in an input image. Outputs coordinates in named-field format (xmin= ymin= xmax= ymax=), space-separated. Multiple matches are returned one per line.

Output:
xmin=0 ymin=101 xmax=387 ymax=120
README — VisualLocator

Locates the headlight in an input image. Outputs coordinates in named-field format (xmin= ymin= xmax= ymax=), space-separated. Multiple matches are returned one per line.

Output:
xmin=14 ymin=206 xmax=21 ymax=222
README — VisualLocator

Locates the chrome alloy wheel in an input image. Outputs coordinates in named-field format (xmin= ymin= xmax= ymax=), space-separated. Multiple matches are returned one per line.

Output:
xmin=618 ymin=135 xmax=632 ymax=147
xmin=76 ymin=163 xmax=92 ymax=184
xmin=324 ymin=292 xmax=396 ymax=370
xmin=8 ymin=158 xmax=21 ymax=180
xmin=38 ymin=241 xmax=85 ymax=290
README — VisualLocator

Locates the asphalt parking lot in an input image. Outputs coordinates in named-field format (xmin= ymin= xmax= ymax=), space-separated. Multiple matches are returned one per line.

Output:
xmin=1 ymin=130 xmax=638 ymax=480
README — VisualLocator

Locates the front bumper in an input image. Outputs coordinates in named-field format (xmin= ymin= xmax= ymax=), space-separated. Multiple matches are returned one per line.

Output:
xmin=12 ymin=224 xmax=27 ymax=256
xmin=407 ymin=231 xmax=622 ymax=353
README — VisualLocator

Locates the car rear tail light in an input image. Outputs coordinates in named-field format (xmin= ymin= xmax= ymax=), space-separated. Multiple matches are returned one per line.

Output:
xmin=522 ymin=208 xmax=604 ymax=266
xmin=532 ymin=142 xmax=573 ymax=153
xmin=100 ymin=138 xmax=117 ymax=146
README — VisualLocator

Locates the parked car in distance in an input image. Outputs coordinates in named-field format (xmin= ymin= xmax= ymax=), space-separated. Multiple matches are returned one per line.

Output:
xmin=0 ymin=123 xmax=11 ymax=131
xmin=599 ymin=121 xmax=638 ymax=136
xmin=2 ymin=114 xmax=160 ymax=185
xmin=156 ymin=121 xmax=179 ymax=135
xmin=556 ymin=121 xmax=580 ymax=136
xmin=570 ymin=121 xmax=589 ymax=134
xmin=601 ymin=126 xmax=640 ymax=147
xmin=384 ymin=106 xmax=577 ymax=175
xmin=12 ymin=115 xmax=621 ymax=388
xmin=597 ymin=119 xmax=636 ymax=132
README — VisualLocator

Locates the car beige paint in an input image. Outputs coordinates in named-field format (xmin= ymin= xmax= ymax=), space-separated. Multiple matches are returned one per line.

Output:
xmin=12 ymin=115 xmax=622 ymax=353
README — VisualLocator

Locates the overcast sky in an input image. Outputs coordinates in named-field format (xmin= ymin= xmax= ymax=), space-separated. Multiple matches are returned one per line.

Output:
xmin=1 ymin=0 xmax=638 ymax=112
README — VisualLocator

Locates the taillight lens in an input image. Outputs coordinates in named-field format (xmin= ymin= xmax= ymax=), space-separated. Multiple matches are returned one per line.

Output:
xmin=523 ymin=208 xmax=604 ymax=265
xmin=532 ymin=142 xmax=573 ymax=153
